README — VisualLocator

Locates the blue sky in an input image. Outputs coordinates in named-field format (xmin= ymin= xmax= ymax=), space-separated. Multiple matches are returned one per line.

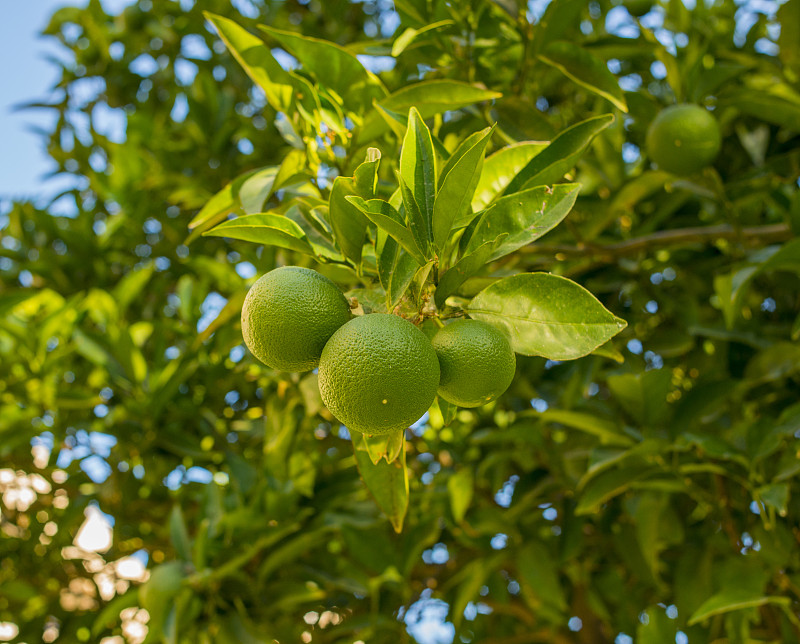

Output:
xmin=0 ymin=1 xmax=70 ymax=202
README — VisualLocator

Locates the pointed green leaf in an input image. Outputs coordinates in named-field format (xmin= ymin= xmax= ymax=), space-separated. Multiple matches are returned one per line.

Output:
xmin=447 ymin=468 xmax=474 ymax=523
xmin=238 ymin=167 xmax=279 ymax=215
xmin=357 ymin=81 xmax=502 ymax=144
xmin=517 ymin=543 xmax=567 ymax=614
xmin=721 ymin=90 xmax=800 ymax=131
xmin=435 ymin=397 xmax=458 ymax=427
xmin=205 ymin=13 xmax=294 ymax=112
xmin=503 ymin=114 xmax=615 ymax=195
xmin=259 ymin=26 xmax=386 ymax=113
xmin=467 ymin=273 xmax=627 ymax=359
xmin=346 ymin=196 xmax=426 ymax=264
xmin=188 ymin=168 xmax=259 ymax=237
xmin=362 ymin=432 xmax=405 ymax=465
xmin=539 ymin=41 xmax=628 ymax=112
xmin=439 ymin=128 xmax=491 ymax=190
xmin=688 ymin=591 xmax=789 ymax=625
xmin=391 ymin=20 xmax=453 ymax=57
xmin=434 ymin=235 xmax=506 ymax=308
xmin=238 ymin=151 xmax=309 ymax=216
xmin=466 ymin=183 xmax=580 ymax=261
xmin=352 ymin=433 xmax=409 ymax=533
xmin=472 ymin=142 xmax=549 ymax=211
xmin=575 ymin=464 xmax=656 ymax=515
xmin=169 ymin=506 xmax=192 ymax=562
xmin=433 ymin=126 xmax=494 ymax=250
xmin=400 ymin=108 xmax=437 ymax=231
xmin=398 ymin=175 xmax=432 ymax=257
xmin=537 ymin=409 xmax=634 ymax=446
xmin=328 ymin=150 xmax=381 ymax=265
xmin=380 ymin=241 xmax=419 ymax=308
xmin=203 ymin=213 xmax=316 ymax=255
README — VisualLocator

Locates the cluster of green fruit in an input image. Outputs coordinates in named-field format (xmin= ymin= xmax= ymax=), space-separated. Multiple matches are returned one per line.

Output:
xmin=241 ymin=267 xmax=516 ymax=435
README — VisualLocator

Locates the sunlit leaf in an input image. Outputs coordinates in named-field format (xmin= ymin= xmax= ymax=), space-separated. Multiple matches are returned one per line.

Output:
xmin=467 ymin=273 xmax=627 ymax=359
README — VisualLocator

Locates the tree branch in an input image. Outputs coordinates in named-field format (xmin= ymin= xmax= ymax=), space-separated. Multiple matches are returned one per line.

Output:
xmin=521 ymin=223 xmax=792 ymax=260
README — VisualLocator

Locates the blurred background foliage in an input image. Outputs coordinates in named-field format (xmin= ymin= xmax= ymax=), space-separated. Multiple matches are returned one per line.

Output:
xmin=1 ymin=0 xmax=799 ymax=642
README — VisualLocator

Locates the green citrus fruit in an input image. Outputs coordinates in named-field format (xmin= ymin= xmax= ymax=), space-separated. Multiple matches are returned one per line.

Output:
xmin=645 ymin=104 xmax=721 ymax=175
xmin=241 ymin=266 xmax=351 ymax=372
xmin=432 ymin=319 xmax=516 ymax=408
xmin=139 ymin=561 xmax=185 ymax=614
xmin=318 ymin=313 xmax=440 ymax=435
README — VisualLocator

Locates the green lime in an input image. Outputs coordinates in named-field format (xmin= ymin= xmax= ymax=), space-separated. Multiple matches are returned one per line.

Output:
xmin=241 ymin=266 xmax=351 ymax=372
xmin=432 ymin=319 xmax=516 ymax=408
xmin=318 ymin=314 xmax=440 ymax=435
xmin=645 ymin=104 xmax=721 ymax=175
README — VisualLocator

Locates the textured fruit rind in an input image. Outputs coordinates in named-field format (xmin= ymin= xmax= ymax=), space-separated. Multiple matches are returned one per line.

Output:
xmin=318 ymin=313 xmax=440 ymax=435
xmin=432 ymin=318 xmax=516 ymax=408
xmin=241 ymin=266 xmax=351 ymax=372
xmin=645 ymin=104 xmax=721 ymax=176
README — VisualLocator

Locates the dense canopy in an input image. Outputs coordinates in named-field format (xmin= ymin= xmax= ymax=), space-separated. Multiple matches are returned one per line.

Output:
xmin=1 ymin=1 xmax=799 ymax=643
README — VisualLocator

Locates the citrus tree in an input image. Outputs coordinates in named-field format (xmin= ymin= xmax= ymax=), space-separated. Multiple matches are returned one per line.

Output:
xmin=1 ymin=1 xmax=799 ymax=643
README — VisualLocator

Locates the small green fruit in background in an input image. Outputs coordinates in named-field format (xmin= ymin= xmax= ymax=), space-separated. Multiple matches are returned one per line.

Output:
xmin=645 ymin=104 xmax=721 ymax=176
xmin=241 ymin=266 xmax=351 ymax=372
xmin=432 ymin=319 xmax=516 ymax=408
xmin=318 ymin=313 xmax=440 ymax=435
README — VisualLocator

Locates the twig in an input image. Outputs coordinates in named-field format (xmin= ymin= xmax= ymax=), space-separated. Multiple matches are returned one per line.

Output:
xmin=520 ymin=223 xmax=792 ymax=260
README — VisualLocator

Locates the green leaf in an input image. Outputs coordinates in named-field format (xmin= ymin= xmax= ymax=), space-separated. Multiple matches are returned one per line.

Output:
xmin=346 ymin=196 xmax=426 ymax=264
xmin=438 ymin=129 xmax=491 ymax=190
xmin=352 ymin=433 xmax=409 ymax=532
xmin=391 ymin=20 xmax=453 ymax=56
xmin=472 ymin=142 xmax=549 ymax=211
xmin=757 ymin=483 xmax=789 ymax=516
xmin=517 ymin=543 xmax=567 ymax=615
xmin=356 ymin=81 xmax=502 ymax=143
xmin=778 ymin=0 xmax=800 ymax=68
xmin=575 ymin=464 xmax=656 ymax=515
xmin=399 ymin=175 xmax=432 ymax=257
xmin=433 ymin=126 xmax=494 ymax=250
xmin=258 ymin=26 xmax=386 ymax=113
xmin=537 ymin=409 xmax=634 ymax=446
xmin=204 ymin=14 xmax=294 ymax=112
xmin=607 ymin=369 xmax=673 ymax=427
xmin=436 ymin=397 xmax=458 ymax=426
xmin=688 ymin=591 xmax=790 ymax=625
xmin=187 ymin=168 xmax=258 ymax=237
xmin=434 ymin=236 xmax=506 ymax=308
xmin=362 ymin=432 xmax=405 ymax=465
xmin=539 ymin=41 xmax=628 ymax=112
xmin=328 ymin=149 xmax=381 ymax=264
xmin=203 ymin=213 xmax=316 ymax=255
xmin=467 ymin=273 xmax=627 ymax=359
xmin=466 ymin=184 xmax=580 ymax=261
xmin=247 ymin=149 xmax=306 ymax=213
xmin=169 ymin=506 xmax=192 ymax=562
xmin=113 ymin=261 xmax=155 ymax=316
xmin=400 ymin=107 xmax=437 ymax=237
xmin=503 ymin=114 xmax=615 ymax=195
xmin=92 ymin=588 xmax=141 ymax=637
xmin=447 ymin=468 xmax=474 ymax=523
xmin=637 ymin=606 xmax=678 ymax=644
xmin=389 ymin=251 xmax=420 ymax=308
xmin=238 ymin=167 xmax=279 ymax=215
xmin=723 ymin=90 xmax=800 ymax=131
